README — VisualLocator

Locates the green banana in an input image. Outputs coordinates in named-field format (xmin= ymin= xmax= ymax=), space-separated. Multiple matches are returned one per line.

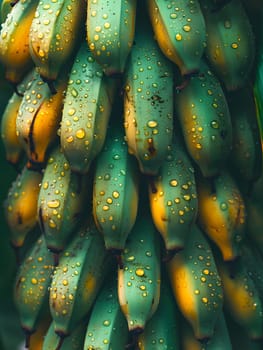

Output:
xmin=146 ymin=0 xmax=207 ymax=80
xmin=200 ymin=0 xmax=255 ymax=91
xmin=60 ymin=41 xmax=117 ymax=174
xmin=29 ymin=0 xmax=86 ymax=84
xmin=0 ymin=0 xmax=37 ymax=84
xmin=14 ymin=235 xmax=54 ymax=348
xmin=86 ymin=0 xmax=137 ymax=76
xmin=118 ymin=200 xmax=161 ymax=334
xmin=123 ymin=13 xmax=174 ymax=175
xmin=148 ymin=137 xmax=198 ymax=257
xmin=167 ymin=224 xmax=224 ymax=341
xmin=84 ymin=273 xmax=129 ymax=350
xmin=197 ymin=169 xmax=246 ymax=262
xmin=1 ymin=0 xmax=17 ymax=24
xmin=49 ymin=221 xmax=114 ymax=346
xmin=37 ymin=146 xmax=89 ymax=256
xmin=174 ymin=59 xmax=232 ymax=178
xmin=4 ymin=164 xmax=42 ymax=249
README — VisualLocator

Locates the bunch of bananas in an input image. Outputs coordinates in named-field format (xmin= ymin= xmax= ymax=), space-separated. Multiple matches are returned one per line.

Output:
xmin=1 ymin=0 xmax=263 ymax=349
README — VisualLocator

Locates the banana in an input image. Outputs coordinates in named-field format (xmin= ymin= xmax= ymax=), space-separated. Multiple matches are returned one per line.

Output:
xmin=226 ymin=86 xmax=262 ymax=191
xmin=146 ymin=0 xmax=207 ymax=81
xmin=200 ymin=0 xmax=255 ymax=91
xmin=4 ymin=164 xmax=42 ymax=249
xmin=14 ymin=235 xmax=54 ymax=348
xmin=84 ymin=273 xmax=129 ymax=350
xmin=217 ymin=253 xmax=263 ymax=340
xmin=0 ymin=0 xmax=37 ymax=85
xmin=1 ymin=0 xmax=16 ymax=23
xmin=60 ymin=41 xmax=118 ymax=174
xmin=43 ymin=320 xmax=86 ymax=350
xmin=86 ymin=0 xmax=137 ymax=76
xmin=181 ymin=311 xmax=232 ymax=350
xmin=29 ymin=0 xmax=86 ymax=85
xmin=197 ymin=169 xmax=246 ymax=262
xmin=16 ymin=68 xmax=67 ymax=170
xmin=92 ymin=119 xmax=139 ymax=256
xmin=123 ymin=14 xmax=174 ymax=175
xmin=148 ymin=138 xmax=198 ymax=257
xmin=118 ymin=200 xmax=161 ymax=334
xmin=174 ymin=59 xmax=232 ymax=178
xmin=37 ymin=146 xmax=89 ymax=256
xmin=49 ymin=221 xmax=114 ymax=347
xmin=137 ymin=272 xmax=180 ymax=350
xmin=167 ymin=224 xmax=224 ymax=341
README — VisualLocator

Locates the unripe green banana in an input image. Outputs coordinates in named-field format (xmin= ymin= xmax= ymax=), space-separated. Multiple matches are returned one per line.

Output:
xmin=174 ymin=59 xmax=232 ymax=178
xmin=146 ymin=0 xmax=206 ymax=79
xmin=118 ymin=202 xmax=161 ymax=333
xmin=86 ymin=0 xmax=137 ymax=76
xmin=4 ymin=164 xmax=42 ymax=249
xmin=92 ymin=120 xmax=139 ymax=255
xmin=49 ymin=221 xmax=114 ymax=346
xmin=0 ymin=0 xmax=37 ymax=84
xmin=37 ymin=146 xmax=89 ymax=255
xmin=1 ymin=0 xmax=16 ymax=24
xmin=29 ymin=0 xmax=86 ymax=84
xmin=16 ymin=68 xmax=67 ymax=170
xmin=60 ymin=41 xmax=117 ymax=174
xmin=197 ymin=169 xmax=246 ymax=262
xmin=148 ymin=138 xmax=198 ymax=257
xmin=14 ymin=235 xmax=54 ymax=348
xmin=123 ymin=15 xmax=174 ymax=175
xmin=200 ymin=0 xmax=255 ymax=90
xmin=137 ymin=272 xmax=180 ymax=350
xmin=167 ymin=225 xmax=224 ymax=341
xmin=84 ymin=274 xmax=129 ymax=350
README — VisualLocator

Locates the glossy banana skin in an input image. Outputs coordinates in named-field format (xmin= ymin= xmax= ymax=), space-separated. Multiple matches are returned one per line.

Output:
xmin=14 ymin=235 xmax=54 ymax=345
xmin=167 ymin=225 xmax=224 ymax=341
xmin=4 ymin=164 xmax=42 ymax=248
xmin=49 ymin=222 xmax=113 ymax=338
xmin=0 ymin=0 xmax=37 ymax=83
xmin=174 ymin=59 xmax=232 ymax=178
xmin=123 ymin=17 xmax=174 ymax=175
xmin=84 ymin=275 xmax=129 ymax=350
xmin=148 ymin=140 xmax=198 ymax=254
xmin=87 ymin=0 xmax=137 ymax=76
xmin=93 ymin=122 xmax=139 ymax=253
xmin=37 ymin=146 xmax=88 ymax=254
xmin=118 ymin=207 xmax=161 ymax=333
xmin=16 ymin=69 xmax=67 ymax=169
xmin=146 ymin=0 xmax=206 ymax=76
xmin=200 ymin=0 xmax=255 ymax=91
xmin=197 ymin=170 xmax=246 ymax=262
xmin=29 ymin=0 xmax=86 ymax=82
xmin=60 ymin=42 xmax=117 ymax=174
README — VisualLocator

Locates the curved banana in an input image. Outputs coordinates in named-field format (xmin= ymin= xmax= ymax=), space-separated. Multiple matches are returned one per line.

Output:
xmin=197 ymin=169 xmax=246 ymax=262
xmin=84 ymin=274 xmax=129 ymax=350
xmin=146 ymin=0 xmax=207 ymax=79
xmin=174 ymin=59 xmax=232 ymax=178
xmin=16 ymin=68 xmax=67 ymax=170
xmin=200 ymin=0 xmax=255 ymax=91
xmin=49 ymin=221 xmax=113 ymax=347
xmin=123 ymin=15 xmax=174 ymax=175
xmin=14 ymin=235 xmax=54 ymax=348
xmin=60 ymin=41 xmax=117 ymax=174
xmin=29 ymin=0 xmax=86 ymax=84
xmin=167 ymin=225 xmax=224 ymax=341
xmin=0 ymin=0 xmax=37 ymax=84
xmin=92 ymin=120 xmax=139 ymax=255
xmin=118 ymin=202 xmax=161 ymax=334
xmin=148 ymin=138 xmax=198 ymax=257
xmin=1 ymin=0 xmax=16 ymax=23
xmin=37 ymin=146 xmax=89 ymax=255
xmin=4 ymin=164 xmax=42 ymax=249
xmin=86 ymin=0 xmax=137 ymax=76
